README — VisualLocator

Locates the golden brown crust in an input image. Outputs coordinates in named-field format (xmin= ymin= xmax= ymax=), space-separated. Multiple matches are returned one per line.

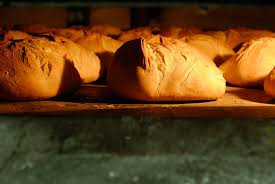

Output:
xmin=0 ymin=37 xmax=81 ymax=100
xmin=220 ymin=37 xmax=275 ymax=87
xmin=108 ymin=35 xmax=225 ymax=101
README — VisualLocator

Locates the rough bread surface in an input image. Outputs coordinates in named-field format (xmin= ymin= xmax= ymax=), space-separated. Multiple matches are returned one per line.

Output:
xmin=0 ymin=37 xmax=82 ymax=100
xmin=220 ymin=37 xmax=275 ymax=87
xmin=108 ymin=35 xmax=226 ymax=101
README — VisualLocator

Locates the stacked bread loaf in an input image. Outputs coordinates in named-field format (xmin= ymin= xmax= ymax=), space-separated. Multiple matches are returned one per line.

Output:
xmin=1 ymin=24 xmax=275 ymax=101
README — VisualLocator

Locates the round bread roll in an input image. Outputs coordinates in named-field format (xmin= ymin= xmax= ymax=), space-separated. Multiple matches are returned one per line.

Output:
xmin=107 ymin=35 xmax=226 ymax=101
xmin=159 ymin=26 xmax=201 ymax=39
xmin=76 ymin=33 xmax=123 ymax=77
xmin=0 ymin=38 xmax=81 ymax=100
xmin=220 ymin=37 xmax=275 ymax=87
xmin=264 ymin=68 xmax=275 ymax=97
xmin=186 ymin=34 xmax=235 ymax=66
xmin=118 ymin=27 xmax=155 ymax=43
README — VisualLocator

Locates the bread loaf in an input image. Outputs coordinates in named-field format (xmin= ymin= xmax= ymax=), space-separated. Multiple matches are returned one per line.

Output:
xmin=107 ymin=36 xmax=226 ymax=101
xmin=0 ymin=31 xmax=102 ymax=83
xmin=220 ymin=37 xmax=275 ymax=87
xmin=0 ymin=37 xmax=81 ymax=100
xmin=186 ymin=34 xmax=235 ymax=66
xmin=76 ymin=33 xmax=123 ymax=77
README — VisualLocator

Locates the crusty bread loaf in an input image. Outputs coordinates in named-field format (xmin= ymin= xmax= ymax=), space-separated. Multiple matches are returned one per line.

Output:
xmin=118 ymin=27 xmax=155 ymax=42
xmin=16 ymin=34 xmax=101 ymax=83
xmin=186 ymin=34 xmax=235 ymax=66
xmin=107 ymin=35 xmax=226 ymax=101
xmin=159 ymin=26 xmax=201 ymax=39
xmin=264 ymin=68 xmax=275 ymax=97
xmin=220 ymin=37 xmax=275 ymax=87
xmin=76 ymin=33 xmax=123 ymax=77
xmin=0 ymin=37 xmax=81 ymax=100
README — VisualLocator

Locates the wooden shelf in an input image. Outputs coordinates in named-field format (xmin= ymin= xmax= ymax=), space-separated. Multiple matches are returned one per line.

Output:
xmin=0 ymin=84 xmax=274 ymax=117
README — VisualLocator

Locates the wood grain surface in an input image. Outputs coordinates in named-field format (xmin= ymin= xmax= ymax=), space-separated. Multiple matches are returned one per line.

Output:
xmin=0 ymin=84 xmax=275 ymax=117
